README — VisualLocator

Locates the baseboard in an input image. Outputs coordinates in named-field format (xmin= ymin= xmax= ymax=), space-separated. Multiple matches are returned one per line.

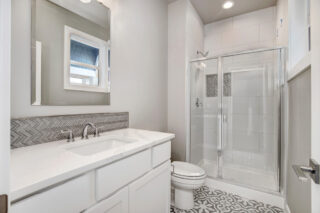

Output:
xmin=205 ymin=178 xmax=284 ymax=208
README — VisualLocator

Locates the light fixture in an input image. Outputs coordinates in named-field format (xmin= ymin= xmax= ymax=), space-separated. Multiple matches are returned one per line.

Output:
xmin=222 ymin=1 xmax=234 ymax=9
xmin=80 ymin=0 xmax=91 ymax=3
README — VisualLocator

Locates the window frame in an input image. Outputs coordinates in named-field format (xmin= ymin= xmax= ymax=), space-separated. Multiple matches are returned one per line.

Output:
xmin=64 ymin=25 xmax=110 ymax=93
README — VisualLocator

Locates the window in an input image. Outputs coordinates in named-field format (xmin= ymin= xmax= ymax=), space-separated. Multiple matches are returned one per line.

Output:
xmin=64 ymin=26 xmax=110 ymax=93
xmin=70 ymin=39 xmax=100 ymax=86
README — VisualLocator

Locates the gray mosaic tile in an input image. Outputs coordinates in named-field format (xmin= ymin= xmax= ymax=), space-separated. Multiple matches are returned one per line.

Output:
xmin=223 ymin=73 xmax=232 ymax=97
xmin=11 ymin=112 xmax=129 ymax=149
xmin=171 ymin=186 xmax=283 ymax=213
xmin=206 ymin=74 xmax=218 ymax=97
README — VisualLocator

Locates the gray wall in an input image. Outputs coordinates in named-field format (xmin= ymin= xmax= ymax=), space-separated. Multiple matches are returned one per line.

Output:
xmin=287 ymin=69 xmax=311 ymax=213
xmin=12 ymin=0 xmax=168 ymax=132
xmin=33 ymin=0 xmax=109 ymax=105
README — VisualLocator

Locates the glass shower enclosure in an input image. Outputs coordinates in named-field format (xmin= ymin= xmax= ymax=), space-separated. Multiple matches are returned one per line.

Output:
xmin=189 ymin=48 xmax=284 ymax=192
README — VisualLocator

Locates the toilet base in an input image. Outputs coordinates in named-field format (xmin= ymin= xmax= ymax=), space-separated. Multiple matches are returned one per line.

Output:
xmin=174 ymin=187 xmax=194 ymax=210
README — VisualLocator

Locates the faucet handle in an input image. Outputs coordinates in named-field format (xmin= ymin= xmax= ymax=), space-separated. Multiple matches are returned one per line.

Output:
xmin=94 ymin=126 xmax=104 ymax=137
xmin=61 ymin=129 xmax=75 ymax=142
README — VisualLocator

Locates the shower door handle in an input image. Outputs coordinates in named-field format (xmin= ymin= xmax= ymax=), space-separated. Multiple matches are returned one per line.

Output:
xmin=292 ymin=159 xmax=320 ymax=184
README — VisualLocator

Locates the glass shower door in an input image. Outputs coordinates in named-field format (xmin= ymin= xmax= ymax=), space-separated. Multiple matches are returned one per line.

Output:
xmin=190 ymin=58 xmax=221 ymax=178
xmin=221 ymin=50 xmax=281 ymax=192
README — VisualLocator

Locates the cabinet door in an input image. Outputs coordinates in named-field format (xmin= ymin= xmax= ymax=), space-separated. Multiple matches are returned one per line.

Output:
xmin=96 ymin=149 xmax=151 ymax=200
xmin=129 ymin=161 xmax=170 ymax=213
xmin=85 ymin=187 xmax=128 ymax=213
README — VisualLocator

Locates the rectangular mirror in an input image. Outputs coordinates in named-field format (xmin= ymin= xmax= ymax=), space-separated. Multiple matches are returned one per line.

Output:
xmin=31 ymin=0 xmax=110 ymax=105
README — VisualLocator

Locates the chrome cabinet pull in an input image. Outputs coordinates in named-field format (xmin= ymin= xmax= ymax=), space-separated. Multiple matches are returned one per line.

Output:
xmin=292 ymin=159 xmax=320 ymax=184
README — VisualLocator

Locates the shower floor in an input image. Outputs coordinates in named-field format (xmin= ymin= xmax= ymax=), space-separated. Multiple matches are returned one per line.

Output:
xmin=199 ymin=160 xmax=278 ymax=192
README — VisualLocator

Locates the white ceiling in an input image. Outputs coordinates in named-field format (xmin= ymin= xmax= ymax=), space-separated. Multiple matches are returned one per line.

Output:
xmin=168 ymin=0 xmax=277 ymax=24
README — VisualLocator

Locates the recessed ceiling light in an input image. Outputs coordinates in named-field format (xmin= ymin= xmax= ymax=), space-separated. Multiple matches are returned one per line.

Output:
xmin=80 ymin=0 xmax=91 ymax=3
xmin=223 ymin=1 xmax=234 ymax=9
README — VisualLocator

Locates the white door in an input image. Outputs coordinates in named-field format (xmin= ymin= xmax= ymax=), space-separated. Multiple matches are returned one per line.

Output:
xmin=0 ymin=0 xmax=11 ymax=212
xmin=129 ymin=161 xmax=171 ymax=213
xmin=85 ymin=187 xmax=128 ymax=213
xmin=287 ymin=0 xmax=320 ymax=212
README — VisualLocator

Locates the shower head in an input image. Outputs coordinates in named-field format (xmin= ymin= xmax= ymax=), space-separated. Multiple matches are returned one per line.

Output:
xmin=197 ymin=50 xmax=209 ymax=58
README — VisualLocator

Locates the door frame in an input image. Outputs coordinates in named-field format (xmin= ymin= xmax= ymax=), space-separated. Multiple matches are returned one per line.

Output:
xmin=310 ymin=0 xmax=320 ymax=212
xmin=0 ymin=0 xmax=11 ymax=212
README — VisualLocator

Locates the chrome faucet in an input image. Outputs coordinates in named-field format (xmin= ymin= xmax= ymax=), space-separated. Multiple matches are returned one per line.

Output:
xmin=61 ymin=129 xmax=75 ymax=142
xmin=81 ymin=122 xmax=98 ymax=139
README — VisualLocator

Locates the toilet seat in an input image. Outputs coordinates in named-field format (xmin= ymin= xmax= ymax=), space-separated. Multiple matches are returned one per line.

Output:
xmin=171 ymin=161 xmax=206 ymax=180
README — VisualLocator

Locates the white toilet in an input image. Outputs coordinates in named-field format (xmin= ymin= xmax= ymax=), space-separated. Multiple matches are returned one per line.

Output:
xmin=171 ymin=161 xmax=206 ymax=210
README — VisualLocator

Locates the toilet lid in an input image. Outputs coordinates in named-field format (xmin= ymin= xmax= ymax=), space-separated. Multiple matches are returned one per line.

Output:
xmin=172 ymin=161 xmax=205 ymax=177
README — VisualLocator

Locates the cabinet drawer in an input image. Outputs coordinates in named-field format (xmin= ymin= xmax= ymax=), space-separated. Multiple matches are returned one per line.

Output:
xmin=129 ymin=161 xmax=171 ymax=213
xmin=11 ymin=173 xmax=95 ymax=213
xmin=96 ymin=149 xmax=151 ymax=200
xmin=84 ymin=187 xmax=128 ymax=213
xmin=152 ymin=141 xmax=171 ymax=167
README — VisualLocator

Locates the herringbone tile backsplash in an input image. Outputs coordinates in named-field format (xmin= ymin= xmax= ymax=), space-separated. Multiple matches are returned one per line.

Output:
xmin=11 ymin=112 xmax=129 ymax=149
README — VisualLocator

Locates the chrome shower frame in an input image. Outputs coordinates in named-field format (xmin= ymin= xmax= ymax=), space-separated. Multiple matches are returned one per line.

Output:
xmin=187 ymin=47 xmax=286 ymax=195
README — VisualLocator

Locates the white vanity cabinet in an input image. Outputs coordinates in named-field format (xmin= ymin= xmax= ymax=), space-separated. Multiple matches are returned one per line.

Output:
xmin=129 ymin=161 xmax=171 ymax=213
xmin=85 ymin=161 xmax=170 ymax=213
xmin=95 ymin=149 xmax=151 ymax=200
xmin=85 ymin=187 xmax=129 ymax=213
xmin=11 ymin=141 xmax=172 ymax=213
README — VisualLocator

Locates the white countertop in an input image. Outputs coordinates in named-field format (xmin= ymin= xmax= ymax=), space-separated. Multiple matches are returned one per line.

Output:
xmin=11 ymin=128 xmax=175 ymax=201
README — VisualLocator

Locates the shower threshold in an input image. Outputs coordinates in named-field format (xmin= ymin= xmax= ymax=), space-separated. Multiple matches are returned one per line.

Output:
xmin=199 ymin=159 xmax=280 ymax=195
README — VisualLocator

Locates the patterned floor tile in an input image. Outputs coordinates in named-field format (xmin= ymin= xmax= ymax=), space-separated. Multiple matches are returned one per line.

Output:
xmin=171 ymin=186 xmax=283 ymax=213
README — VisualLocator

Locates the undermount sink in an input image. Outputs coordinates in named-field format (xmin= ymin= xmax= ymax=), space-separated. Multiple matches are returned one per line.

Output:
xmin=65 ymin=137 xmax=137 ymax=156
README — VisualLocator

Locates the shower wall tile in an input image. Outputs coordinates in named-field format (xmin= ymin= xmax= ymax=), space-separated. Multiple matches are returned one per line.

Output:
xmin=229 ymin=114 xmax=262 ymax=133
xmin=222 ymin=150 xmax=233 ymax=163
xmin=261 ymin=115 xmax=275 ymax=134
xmin=204 ymin=127 xmax=218 ymax=145
xmin=250 ymin=153 xmax=266 ymax=169
xmin=11 ymin=112 xmax=129 ymax=149
xmin=203 ymin=144 xmax=218 ymax=162
xmin=232 ymin=150 xmax=252 ymax=167
xmin=260 ymin=133 xmax=277 ymax=153
xmin=261 ymin=97 xmax=275 ymax=115
xmin=231 ymin=97 xmax=261 ymax=115
xmin=230 ymin=132 xmax=260 ymax=153
xmin=204 ymin=7 xmax=275 ymax=56
xmin=232 ymin=73 xmax=263 ymax=97
xmin=223 ymin=73 xmax=232 ymax=96
xmin=206 ymin=74 xmax=218 ymax=97
xmin=190 ymin=143 xmax=203 ymax=165
xmin=203 ymin=98 xmax=219 ymax=114
xmin=233 ymin=25 xmax=259 ymax=46
xmin=204 ymin=115 xmax=218 ymax=131
xmin=260 ymin=21 xmax=275 ymax=42
xmin=191 ymin=108 xmax=204 ymax=160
